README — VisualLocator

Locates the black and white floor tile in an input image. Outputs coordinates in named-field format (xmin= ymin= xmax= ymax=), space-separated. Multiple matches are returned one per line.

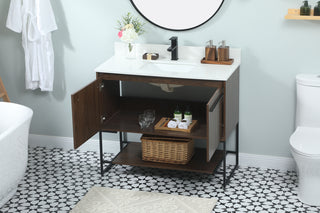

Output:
xmin=1 ymin=147 xmax=320 ymax=213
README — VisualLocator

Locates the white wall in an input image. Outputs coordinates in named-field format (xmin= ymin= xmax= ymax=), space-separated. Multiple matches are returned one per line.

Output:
xmin=1 ymin=0 xmax=320 ymax=157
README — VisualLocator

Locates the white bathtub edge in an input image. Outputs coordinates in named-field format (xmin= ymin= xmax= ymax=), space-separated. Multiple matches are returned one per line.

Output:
xmin=0 ymin=187 xmax=17 ymax=208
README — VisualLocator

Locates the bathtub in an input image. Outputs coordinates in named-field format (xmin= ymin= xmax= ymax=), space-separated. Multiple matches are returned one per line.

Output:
xmin=0 ymin=102 xmax=33 ymax=208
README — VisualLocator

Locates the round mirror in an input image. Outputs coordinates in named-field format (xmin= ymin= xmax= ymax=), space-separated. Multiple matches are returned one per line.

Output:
xmin=130 ymin=0 xmax=224 ymax=31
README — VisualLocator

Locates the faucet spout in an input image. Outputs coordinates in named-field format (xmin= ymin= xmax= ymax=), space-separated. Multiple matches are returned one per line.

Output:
xmin=167 ymin=36 xmax=178 ymax=60
xmin=167 ymin=46 xmax=177 ymax=51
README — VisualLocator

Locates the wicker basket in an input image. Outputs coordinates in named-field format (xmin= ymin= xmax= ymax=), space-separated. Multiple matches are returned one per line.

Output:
xmin=141 ymin=135 xmax=194 ymax=165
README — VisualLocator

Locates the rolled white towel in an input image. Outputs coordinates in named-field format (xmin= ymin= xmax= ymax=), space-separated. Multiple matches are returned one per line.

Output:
xmin=167 ymin=120 xmax=178 ymax=128
xmin=182 ymin=118 xmax=191 ymax=126
xmin=178 ymin=119 xmax=189 ymax=129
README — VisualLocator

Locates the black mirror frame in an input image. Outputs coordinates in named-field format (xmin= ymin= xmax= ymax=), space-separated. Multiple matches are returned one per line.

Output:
xmin=130 ymin=0 xmax=224 ymax=31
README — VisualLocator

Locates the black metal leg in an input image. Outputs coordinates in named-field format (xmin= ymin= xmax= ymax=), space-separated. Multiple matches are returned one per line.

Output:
xmin=119 ymin=131 xmax=123 ymax=151
xmin=99 ymin=131 xmax=114 ymax=176
xmin=123 ymin=132 xmax=128 ymax=143
xmin=216 ymin=123 xmax=240 ymax=188
xmin=99 ymin=131 xmax=126 ymax=176
xmin=223 ymin=141 xmax=227 ymax=188
xmin=99 ymin=131 xmax=104 ymax=175
xmin=235 ymin=123 xmax=239 ymax=169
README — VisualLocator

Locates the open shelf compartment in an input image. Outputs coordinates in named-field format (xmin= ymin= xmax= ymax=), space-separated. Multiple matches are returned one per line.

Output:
xmin=101 ymin=96 xmax=209 ymax=139
xmin=112 ymin=142 xmax=224 ymax=174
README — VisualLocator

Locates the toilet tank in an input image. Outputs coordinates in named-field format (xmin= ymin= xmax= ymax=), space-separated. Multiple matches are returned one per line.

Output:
xmin=296 ymin=74 xmax=320 ymax=128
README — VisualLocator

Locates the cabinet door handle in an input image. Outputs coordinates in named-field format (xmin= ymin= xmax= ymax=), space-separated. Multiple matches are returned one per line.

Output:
xmin=210 ymin=94 xmax=223 ymax=112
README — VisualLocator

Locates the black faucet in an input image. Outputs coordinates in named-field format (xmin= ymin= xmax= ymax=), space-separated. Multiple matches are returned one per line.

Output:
xmin=167 ymin=36 xmax=178 ymax=60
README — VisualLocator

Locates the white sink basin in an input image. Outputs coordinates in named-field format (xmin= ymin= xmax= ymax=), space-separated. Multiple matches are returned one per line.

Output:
xmin=142 ymin=62 xmax=196 ymax=73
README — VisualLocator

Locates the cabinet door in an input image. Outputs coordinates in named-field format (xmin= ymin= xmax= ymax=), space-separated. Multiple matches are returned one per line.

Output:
xmin=71 ymin=80 xmax=100 ymax=149
xmin=206 ymin=88 xmax=223 ymax=162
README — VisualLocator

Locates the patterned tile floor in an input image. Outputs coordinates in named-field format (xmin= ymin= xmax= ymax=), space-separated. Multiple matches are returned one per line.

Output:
xmin=1 ymin=147 xmax=320 ymax=213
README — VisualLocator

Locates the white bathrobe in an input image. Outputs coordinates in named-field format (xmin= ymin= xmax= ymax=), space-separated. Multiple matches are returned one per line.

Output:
xmin=6 ymin=0 xmax=57 ymax=91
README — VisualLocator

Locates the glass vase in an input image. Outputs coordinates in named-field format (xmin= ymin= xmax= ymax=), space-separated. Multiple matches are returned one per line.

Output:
xmin=126 ymin=43 xmax=136 ymax=59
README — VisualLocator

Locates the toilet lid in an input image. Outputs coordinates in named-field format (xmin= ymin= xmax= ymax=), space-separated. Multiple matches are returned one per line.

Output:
xmin=290 ymin=126 xmax=320 ymax=156
xmin=296 ymin=74 xmax=320 ymax=87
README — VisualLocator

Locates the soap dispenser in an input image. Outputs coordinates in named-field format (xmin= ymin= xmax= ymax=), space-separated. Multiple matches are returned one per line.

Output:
xmin=300 ymin=1 xmax=311 ymax=16
xmin=205 ymin=40 xmax=216 ymax=61
xmin=217 ymin=40 xmax=229 ymax=62
xmin=314 ymin=1 xmax=320 ymax=16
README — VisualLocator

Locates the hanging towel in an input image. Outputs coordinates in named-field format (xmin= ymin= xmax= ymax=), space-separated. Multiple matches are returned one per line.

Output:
xmin=6 ymin=0 xmax=57 ymax=91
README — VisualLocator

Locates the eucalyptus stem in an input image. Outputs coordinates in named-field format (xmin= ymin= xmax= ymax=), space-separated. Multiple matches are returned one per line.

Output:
xmin=128 ymin=43 xmax=133 ymax=52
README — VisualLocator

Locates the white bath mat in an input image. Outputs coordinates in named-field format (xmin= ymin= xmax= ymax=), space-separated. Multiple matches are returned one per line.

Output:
xmin=71 ymin=186 xmax=217 ymax=213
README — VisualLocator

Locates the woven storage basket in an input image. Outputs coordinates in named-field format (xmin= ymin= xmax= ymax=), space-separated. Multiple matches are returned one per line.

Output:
xmin=141 ymin=135 xmax=194 ymax=164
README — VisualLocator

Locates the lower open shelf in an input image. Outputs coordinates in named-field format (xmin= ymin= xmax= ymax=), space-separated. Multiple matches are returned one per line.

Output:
xmin=112 ymin=142 xmax=224 ymax=174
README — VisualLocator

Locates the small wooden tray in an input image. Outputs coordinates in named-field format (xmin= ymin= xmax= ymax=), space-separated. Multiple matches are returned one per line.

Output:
xmin=154 ymin=117 xmax=198 ymax=133
xmin=201 ymin=58 xmax=234 ymax=65
xmin=142 ymin=53 xmax=159 ymax=60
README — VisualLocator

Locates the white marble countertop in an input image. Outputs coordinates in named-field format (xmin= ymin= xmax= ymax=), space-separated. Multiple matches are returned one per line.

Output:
xmin=95 ymin=42 xmax=241 ymax=82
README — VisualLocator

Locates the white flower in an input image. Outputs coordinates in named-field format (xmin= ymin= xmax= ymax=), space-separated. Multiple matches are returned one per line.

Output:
xmin=124 ymin=24 xmax=134 ymax=30
xmin=120 ymin=28 xmax=138 ymax=44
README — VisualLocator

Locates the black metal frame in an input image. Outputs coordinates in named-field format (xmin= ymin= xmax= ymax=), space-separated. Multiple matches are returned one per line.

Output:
xmin=214 ymin=123 xmax=239 ymax=188
xmin=129 ymin=0 xmax=225 ymax=32
xmin=98 ymin=123 xmax=239 ymax=188
xmin=98 ymin=131 xmax=126 ymax=175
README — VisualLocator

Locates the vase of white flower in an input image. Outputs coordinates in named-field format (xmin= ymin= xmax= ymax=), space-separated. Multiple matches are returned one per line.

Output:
xmin=117 ymin=13 xmax=145 ymax=59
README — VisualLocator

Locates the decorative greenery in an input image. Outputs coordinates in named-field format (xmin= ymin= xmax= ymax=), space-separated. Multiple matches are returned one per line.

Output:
xmin=117 ymin=13 xmax=145 ymax=52
xmin=117 ymin=12 xmax=145 ymax=35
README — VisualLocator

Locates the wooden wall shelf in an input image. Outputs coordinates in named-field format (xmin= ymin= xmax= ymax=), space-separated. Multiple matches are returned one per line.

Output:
xmin=285 ymin=9 xmax=320 ymax=20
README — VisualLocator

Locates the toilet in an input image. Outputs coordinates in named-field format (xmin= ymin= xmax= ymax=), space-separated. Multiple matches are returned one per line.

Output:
xmin=290 ymin=74 xmax=320 ymax=206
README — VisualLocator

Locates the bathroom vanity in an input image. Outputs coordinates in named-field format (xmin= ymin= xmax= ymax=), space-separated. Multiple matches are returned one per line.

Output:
xmin=71 ymin=43 xmax=240 ymax=187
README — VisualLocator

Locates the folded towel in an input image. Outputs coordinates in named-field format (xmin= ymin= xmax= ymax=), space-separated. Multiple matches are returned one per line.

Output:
xmin=167 ymin=120 xmax=178 ymax=128
xmin=178 ymin=120 xmax=189 ymax=129
xmin=182 ymin=118 xmax=191 ymax=126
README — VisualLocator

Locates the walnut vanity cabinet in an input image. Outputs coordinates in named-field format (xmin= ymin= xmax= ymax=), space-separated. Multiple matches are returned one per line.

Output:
xmin=71 ymin=69 xmax=239 ymax=187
